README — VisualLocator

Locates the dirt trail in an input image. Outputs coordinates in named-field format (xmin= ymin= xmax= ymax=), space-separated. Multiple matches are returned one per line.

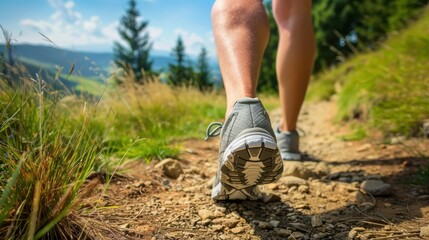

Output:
xmin=89 ymin=101 xmax=429 ymax=240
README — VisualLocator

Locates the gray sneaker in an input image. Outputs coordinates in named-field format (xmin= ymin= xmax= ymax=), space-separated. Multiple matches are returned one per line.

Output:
xmin=275 ymin=126 xmax=301 ymax=160
xmin=205 ymin=98 xmax=283 ymax=200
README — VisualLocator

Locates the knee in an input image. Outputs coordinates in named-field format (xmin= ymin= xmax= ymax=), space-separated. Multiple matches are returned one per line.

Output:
xmin=211 ymin=0 xmax=266 ymax=28
xmin=272 ymin=0 xmax=312 ymax=30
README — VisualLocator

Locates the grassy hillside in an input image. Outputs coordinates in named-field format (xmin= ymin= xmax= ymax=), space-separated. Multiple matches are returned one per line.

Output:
xmin=308 ymin=7 xmax=429 ymax=138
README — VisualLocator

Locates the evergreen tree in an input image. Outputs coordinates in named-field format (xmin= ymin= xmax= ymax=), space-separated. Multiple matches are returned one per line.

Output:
xmin=168 ymin=37 xmax=194 ymax=86
xmin=114 ymin=0 xmax=152 ymax=83
xmin=195 ymin=47 xmax=212 ymax=90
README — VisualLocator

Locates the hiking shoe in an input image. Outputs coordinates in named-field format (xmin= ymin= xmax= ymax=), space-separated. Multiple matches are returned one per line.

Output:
xmin=205 ymin=98 xmax=283 ymax=200
xmin=275 ymin=126 xmax=301 ymax=160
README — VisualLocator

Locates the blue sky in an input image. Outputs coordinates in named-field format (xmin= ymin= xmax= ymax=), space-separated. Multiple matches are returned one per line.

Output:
xmin=0 ymin=0 xmax=216 ymax=57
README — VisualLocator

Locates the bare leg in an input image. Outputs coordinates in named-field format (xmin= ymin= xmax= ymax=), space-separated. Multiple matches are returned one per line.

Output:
xmin=211 ymin=0 xmax=269 ymax=116
xmin=273 ymin=0 xmax=316 ymax=132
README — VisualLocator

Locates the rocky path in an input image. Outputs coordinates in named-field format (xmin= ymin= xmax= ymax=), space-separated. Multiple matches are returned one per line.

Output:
xmin=86 ymin=101 xmax=429 ymax=240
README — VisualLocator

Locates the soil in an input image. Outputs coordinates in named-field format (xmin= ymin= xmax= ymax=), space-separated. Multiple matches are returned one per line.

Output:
xmin=83 ymin=101 xmax=429 ymax=240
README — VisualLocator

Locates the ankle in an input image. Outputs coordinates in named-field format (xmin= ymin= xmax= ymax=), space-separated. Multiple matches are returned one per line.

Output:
xmin=278 ymin=120 xmax=296 ymax=132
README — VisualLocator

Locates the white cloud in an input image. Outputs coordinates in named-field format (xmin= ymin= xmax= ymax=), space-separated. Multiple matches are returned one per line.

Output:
xmin=18 ymin=0 xmax=163 ymax=50
xmin=174 ymin=28 xmax=205 ymax=55
xmin=147 ymin=26 xmax=163 ymax=40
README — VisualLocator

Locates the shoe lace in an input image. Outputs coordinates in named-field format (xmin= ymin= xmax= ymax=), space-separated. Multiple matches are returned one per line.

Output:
xmin=205 ymin=122 xmax=223 ymax=140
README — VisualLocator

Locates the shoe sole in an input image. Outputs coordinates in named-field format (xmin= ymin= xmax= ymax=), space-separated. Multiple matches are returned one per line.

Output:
xmin=212 ymin=128 xmax=283 ymax=200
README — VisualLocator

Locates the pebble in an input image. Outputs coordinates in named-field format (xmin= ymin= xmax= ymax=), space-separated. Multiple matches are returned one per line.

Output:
xmin=262 ymin=192 xmax=281 ymax=203
xmin=211 ymin=224 xmax=224 ymax=232
xmin=361 ymin=180 xmax=392 ymax=196
xmin=258 ymin=221 xmax=274 ymax=229
xmin=280 ymin=176 xmax=308 ymax=187
xmin=242 ymin=210 xmax=254 ymax=216
xmin=334 ymin=231 xmax=349 ymax=239
xmin=338 ymin=177 xmax=351 ymax=183
xmin=290 ymin=222 xmax=307 ymax=232
xmin=283 ymin=161 xmax=314 ymax=179
xmin=269 ymin=220 xmax=280 ymax=228
xmin=224 ymin=219 xmax=240 ymax=228
xmin=230 ymin=226 xmax=245 ymax=234
xmin=420 ymin=225 xmax=429 ymax=237
xmin=213 ymin=210 xmax=225 ymax=217
xmin=348 ymin=229 xmax=358 ymax=239
xmin=298 ymin=185 xmax=310 ymax=194
xmin=155 ymin=158 xmax=184 ymax=179
xmin=198 ymin=209 xmax=215 ymax=220
xmin=289 ymin=231 xmax=305 ymax=239
xmin=311 ymin=215 xmax=323 ymax=227
xmin=314 ymin=162 xmax=330 ymax=176
xmin=201 ymin=219 xmax=211 ymax=226
xmin=274 ymin=228 xmax=292 ymax=237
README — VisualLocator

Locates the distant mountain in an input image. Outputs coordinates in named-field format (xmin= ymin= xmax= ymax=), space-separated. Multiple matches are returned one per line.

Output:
xmin=0 ymin=44 xmax=220 ymax=77
xmin=0 ymin=44 xmax=222 ymax=93
xmin=0 ymin=44 xmax=176 ymax=77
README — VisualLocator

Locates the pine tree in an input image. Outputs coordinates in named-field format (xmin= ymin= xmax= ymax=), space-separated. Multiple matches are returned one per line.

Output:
xmin=114 ymin=0 xmax=152 ymax=83
xmin=195 ymin=47 xmax=212 ymax=90
xmin=168 ymin=37 xmax=194 ymax=86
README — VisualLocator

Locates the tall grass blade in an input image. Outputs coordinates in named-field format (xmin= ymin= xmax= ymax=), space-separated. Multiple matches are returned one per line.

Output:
xmin=0 ymin=155 xmax=25 ymax=223
xmin=27 ymin=180 xmax=42 ymax=240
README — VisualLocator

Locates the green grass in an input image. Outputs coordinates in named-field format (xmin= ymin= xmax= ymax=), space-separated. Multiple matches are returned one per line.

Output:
xmin=0 ymin=74 xmax=105 ymax=239
xmin=61 ymin=74 xmax=105 ymax=95
xmin=308 ymin=7 xmax=429 ymax=138
xmin=98 ymin=73 xmax=226 ymax=161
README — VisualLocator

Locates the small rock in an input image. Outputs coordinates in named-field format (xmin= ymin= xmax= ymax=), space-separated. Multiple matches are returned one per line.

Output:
xmin=289 ymin=232 xmax=305 ymax=239
xmin=258 ymin=221 xmax=274 ymax=229
xmin=390 ymin=136 xmax=405 ymax=144
xmin=119 ymin=223 xmax=129 ymax=229
xmin=290 ymin=222 xmax=307 ymax=232
xmin=361 ymin=180 xmax=392 ymax=196
xmin=283 ymin=161 xmax=314 ymax=179
xmin=242 ymin=210 xmax=254 ymax=216
xmin=420 ymin=225 xmax=429 ymax=237
xmin=311 ymin=215 xmax=323 ymax=227
xmin=155 ymin=158 xmax=184 ymax=179
xmin=338 ymin=177 xmax=351 ymax=183
xmin=211 ymin=224 xmax=224 ymax=232
xmin=262 ymin=192 xmax=281 ymax=203
xmin=198 ymin=209 xmax=215 ymax=220
xmin=280 ymin=176 xmax=307 ymax=187
xmin=298 ymin=185 xmax=310 ymax=194
xmin=314 ymin=162 xmax=330 ymax=176
xmin=224 ymin=219 xmax=240 ymax=228
xmin=269 ymin=220 xmax=280 ymax=228
xmin=201 ymin=219 xmax=211 ymax=226
xmin=334 ymin=231 xmax=349 ymax=239
xmin=213 ymin=210 xmax=225 ymax=217
xmin=274 ymin=228 xmax=292 ymax=237
xmin=230 ymin=226 xmax=245 ymax=234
